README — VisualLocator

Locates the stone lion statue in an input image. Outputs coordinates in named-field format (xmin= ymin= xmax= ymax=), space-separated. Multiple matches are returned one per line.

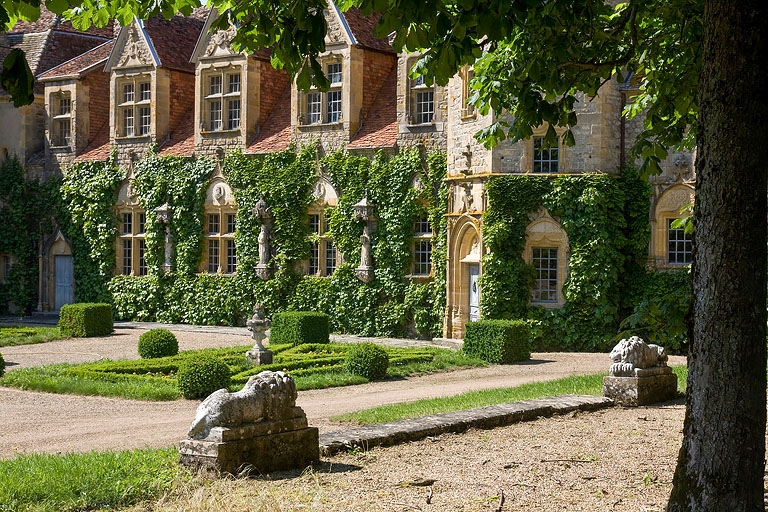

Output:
xmin=188 ymin=370 xmax=298 ymax=440
xmin=609 ymin=336 xmax=668 ymax=377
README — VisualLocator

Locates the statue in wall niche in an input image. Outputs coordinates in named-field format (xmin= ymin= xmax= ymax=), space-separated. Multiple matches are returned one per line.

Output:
xmin=252 ymin=195 xmax=273 ymax=280
xmin=609 ymin=336 xmax=669 ymax=377
xmin=461 ymin=182 xmax=474 ymax=212
xmin=187 ymin=370 xmax=298 ymax=440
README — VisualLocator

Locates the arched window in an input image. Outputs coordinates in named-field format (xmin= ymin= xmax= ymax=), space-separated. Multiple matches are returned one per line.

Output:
xmin=201 ymin=180 xmax=237 ymax=274
xmin=651 ymin=185 xmax=694 ymax=267
xmin=524 ymin=209 xmax=569 ymax=307
xmin=307 ymin=178 xmax=342 ymax=276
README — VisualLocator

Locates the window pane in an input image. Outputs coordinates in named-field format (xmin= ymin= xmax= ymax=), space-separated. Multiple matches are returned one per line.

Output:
xmin=209 ymin=100 xmax=222 ymax=131
xmin=531 ymin=247 xmax=558 ymax=302
xmin=327 ymin=63 xmax=342 ymax=84
xmin=228 ymin=73 xmax=241 ymax=94
xmin=414 ymin=240 xmax=431 ymax=276
xmin=137 ymin=212 xmax=146 ymax=234
xmin=59 ymin=97 xmax=71 ymax=115
xmin=226 ymin=213 xmax=236 ymax=234
xmin=122 ymin=239 xmax=132 ymax=275
xmin=208 ymin=213 xmax=220 ymax=234
xmin=209 ymin=75 xmax=222 ymax=95
xmin=326 ymin=90 xmax=342 ymax=123
xmin=139 ymin=82 xmax=151 ymax=101
xmin=208 ymin=239 xmax=219 ymax=273
xmin=122 ymin=83 xmax=134 ymax=103
xmin=414 ymin=215 xmax=431 ymax=235
xmin=122 ymin=213 xmax=132 ymax=234
xmin=228 ymin=99 xmax=240 ymax=130
xmin=226 ymin=240 xmax=237 ymax=273
xmin=416 ymin=90 xmax=434 ymax=124
xmin=55 ymin=119 xmax=71 ymax=146
xmin=138 ymin=240 xmax=147 ymax=276
xmin=309 ymin=214 xmax=320 ymax=234
xmin=122 ymin=108 xmax=134 ymax=136
xmin=668 ymin=219 xmax=693 ymax=264
xmin=324 ymin=241 xmax=336 ymax=275
xmin=139 ymin=106 xmax=151 ymax=135
xmin=308 ymin=243 xmax=319 ymax=275
xmin=307 ymin=93 xmax=321 ymax=124
xmin=533 ymin=137 xmax=559 ymax=173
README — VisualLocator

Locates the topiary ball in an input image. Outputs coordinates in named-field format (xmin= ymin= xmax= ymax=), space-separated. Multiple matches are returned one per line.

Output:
xmin=138 ymin=328 xmax=179 ymax=359
xmin=177 ymin=355 xmax=230 ymax=400
xmin=0 ymin=352 xmax=5 ymax=378
xmin=345 ymin=343 xmax=389 ymax=381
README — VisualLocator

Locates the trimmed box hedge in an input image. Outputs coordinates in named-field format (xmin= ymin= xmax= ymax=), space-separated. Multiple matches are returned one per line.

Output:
xmin=59 ymin=303 xmax=113 ymax=337
xmin=462 ymin=319 xmax=531 ymax=364
xmin=270 ymin=311 xmax=330 ymax=346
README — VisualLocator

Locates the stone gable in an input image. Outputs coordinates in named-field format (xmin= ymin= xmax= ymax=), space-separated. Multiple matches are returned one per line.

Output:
xmin=117 ymin=23 xmax=154 ymax=68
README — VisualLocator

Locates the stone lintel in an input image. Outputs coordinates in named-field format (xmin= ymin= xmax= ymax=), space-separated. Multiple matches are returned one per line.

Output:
xmin=602 ymin=373 xmax=678 ymax=407
xmin=179 ymin=427 xmax=319 ymax=475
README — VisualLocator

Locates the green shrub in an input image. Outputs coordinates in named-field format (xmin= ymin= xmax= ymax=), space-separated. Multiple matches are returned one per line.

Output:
xmin=137 ymin=329 xmax=178 ymax=359
xmin=0 ymin=351 xmax=4 ymax=378
xmin=58 ymin=303 xmax=113 ymax=337
xmin=177 ymin=356 xmax=230 ymax=400
xmin=270 ymin=311 xmax=330 ymax=346
xmin=462 ymin=319 xmax=531 ymax=364
xmin=345 ymin=343 xmax=389 ymax=380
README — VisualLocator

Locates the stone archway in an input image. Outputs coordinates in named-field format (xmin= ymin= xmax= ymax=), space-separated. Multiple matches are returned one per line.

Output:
xmin=444 ymin=214 xmax=482 ymax=339
xmin=650 ymin=184 xmax=695 ymax=267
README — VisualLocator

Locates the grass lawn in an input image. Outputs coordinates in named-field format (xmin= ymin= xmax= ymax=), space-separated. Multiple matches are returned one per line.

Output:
xmin=0 ymin=326 xmax=64 ymax=347
xmin=0 ymin=342 xmax=487 ymax=400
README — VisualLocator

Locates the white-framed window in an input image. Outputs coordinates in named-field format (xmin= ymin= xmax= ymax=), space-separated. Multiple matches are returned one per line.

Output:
xmin=667 ymin=219 xmax=692 ymax=264
xmin=203 ymin=69 xmax=242 ymax=132
xmin=50 ymin=92 xmax=72 ymax=147
xmin=301 ymin=61 xmax=343 ymax=125
xmin=411 ymin=74 xmax=434 ymax=124
xmin=531 ymin=247 xmax=558 ymax=303
xmin=117 ymin=77 xmax=151 ymax=137
xmin=412 ymin=214 xmax=433 ymax=276
xmin=307 ymin=210 xmax=340 ymax=276
xmin=203 ymin=211 xmax=237 ymax=274
xmin=532 ymin=136 xmax=559 ymax=173
xmin=117 ymin=210 xmax=147 ymax=276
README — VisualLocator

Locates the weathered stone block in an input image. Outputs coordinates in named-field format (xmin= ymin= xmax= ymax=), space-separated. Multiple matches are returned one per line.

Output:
xmin=603 ymin=372 xmax=678 ymax=406
xmin=179 ymin=425 xmax=319 ymax=475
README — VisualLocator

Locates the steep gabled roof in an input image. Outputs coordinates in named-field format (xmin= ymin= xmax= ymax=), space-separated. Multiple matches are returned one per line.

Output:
xmin=341 ymin=7 xmax=392 ymax=54
xmin=158 ymin=107 xmax=195 ymax=157
xmin=347 ymin=63 xmax=397 ymax=149
xmin=38 ymin=40 xmax=114 ymax=80
xmin=142 ymin=13 xmax=205 ymax=72
xmin=246 ymin=85 xmax=293 ymax=154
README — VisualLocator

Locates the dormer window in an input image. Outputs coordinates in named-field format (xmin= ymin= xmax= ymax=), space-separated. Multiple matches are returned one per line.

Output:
xmin=203 ymin=69 xmax=241 ymax=132
xmin=118 ymin=77 xmax=151 ymax=137
xmin=50 ymin=92 xmax=72 ymax=147
xmin=300 ymin=61 xmax=343 ymax=125
xmin=411 ymin=74 xmax=434 ymax=125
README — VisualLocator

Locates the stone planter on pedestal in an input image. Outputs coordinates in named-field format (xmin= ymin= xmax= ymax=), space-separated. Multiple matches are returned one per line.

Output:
xmin=179 ymin=371 xmax=319 ymax=475
xmin=602 ymin=336 xmax=678 ymax=406
xmin=245 ymin=304 xmax=272 ymax=365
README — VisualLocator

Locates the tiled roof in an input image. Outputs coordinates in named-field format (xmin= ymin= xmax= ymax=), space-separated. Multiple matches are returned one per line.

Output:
xmin=246 ymin=86 xmax=293 ymax=154
xmin=75 ymin=121 xmax=111 ymax=162
xmin=9 ymin=4 xmax=115 ymax=38
xmin=342 ymin=7 xmax=392 ymax=54
xmin=347 ymin=64 xmax=397 ymax=149
xmin=158 ymin=108 xmax=195 ymax=157
xmin=38 ymin=40 xmax=114 ymax=80
xmin=143 ymin=14 xmax=205 ymax=72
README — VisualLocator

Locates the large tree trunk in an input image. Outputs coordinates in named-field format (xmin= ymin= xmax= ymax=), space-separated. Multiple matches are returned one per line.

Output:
xmin=667 ymin=0 xmax=768 ymax=510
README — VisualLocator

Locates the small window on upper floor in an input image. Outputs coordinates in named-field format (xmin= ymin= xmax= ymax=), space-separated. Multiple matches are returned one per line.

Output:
xmin=50 ymin=92 xmax=72 ymax=147
xmin=300 ymin=61 xmax=343 ymax=126
xmin=532 ymin=136 xmax=559 ymax=173
xmin=117 ymin=77 xmax=151 ymax=137
xmin=203 ymin=68 xmax=242 ymax=132
xmin=409 ymin=72 xmax=434 ymax=125
xmin=460 ymin=66 xmax=476 ymax=119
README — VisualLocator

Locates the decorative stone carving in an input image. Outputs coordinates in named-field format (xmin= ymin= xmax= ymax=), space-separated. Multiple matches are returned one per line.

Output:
xmin=119 ymin=25 xmax=152 ymax=67
xmin=353 ymin=194 xmax=375 ymax=282
xmin=252 ymin=196 xmax=273 ymax=280
xmin=245 ymin=304 xmax=272 ymax=365
xmin=155 ymin=202 xmax=172 ymax=274
xmin=204 ymin=25 xmax=237 ymax=57
xmin=460 ymin=182 xmax=474 ymax=212
xmin=603 ymin=336 xmax=677 ymax=406
xmin=179 ymin=371 xmax=319 ymax=475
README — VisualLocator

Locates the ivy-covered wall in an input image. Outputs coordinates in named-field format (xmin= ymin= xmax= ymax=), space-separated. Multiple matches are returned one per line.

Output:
xmin=481 ymin=169 xmax=657 ymax=351
xmin=99 ymin=145 xmax=448 ymax=338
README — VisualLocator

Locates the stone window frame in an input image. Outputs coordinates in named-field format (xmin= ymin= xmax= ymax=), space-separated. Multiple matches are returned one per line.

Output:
xmin=530 ymin=247 xmax=559 ymax=303
xmin=532 ymin=136 xmax=560 ymax=173
xmin=201 ymin=66 xmax=242 ymax=133
xmin=524 ymin=209 xmax=569 ymax=308
xmin=201 ymin=180 xmax=238 ymax=275
xmin=650 ymin=184 xmax=694 ymax=268
xmin=410 ymin=212 xmax=433 ymax=278
xmin=49 ymin=91 xmax=73 ymax=148
xmin=407 ymin=58 xmax=436 ymax=126
xmin=116 ymin=209 xmax=147 ymax=276
xmin=116 ymin=74 xmax=152 ymax=138
xmin=298 ymin=58 xmax=344 ymax=126
xmin=306 ymin=208 xmax=341 ymax=277
xmin=459 ymin=65 xmax=476 ymax=120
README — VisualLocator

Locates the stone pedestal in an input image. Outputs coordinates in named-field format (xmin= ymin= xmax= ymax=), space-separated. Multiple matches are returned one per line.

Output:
xmin=246 ymin=346 xmax=273 ymax=365
xmin=603 ymin=367 xmax=678 ymax=406
xmin=179 ymin=411 xmax=319 ymax=475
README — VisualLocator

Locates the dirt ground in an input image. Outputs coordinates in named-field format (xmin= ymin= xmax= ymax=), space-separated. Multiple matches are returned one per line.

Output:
xmin=0 ymin=326 xmax=697 ymax=510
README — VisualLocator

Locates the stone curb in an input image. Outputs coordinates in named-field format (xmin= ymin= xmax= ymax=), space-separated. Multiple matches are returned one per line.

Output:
xmin=319 ymin=394 xmax=613 ymax=456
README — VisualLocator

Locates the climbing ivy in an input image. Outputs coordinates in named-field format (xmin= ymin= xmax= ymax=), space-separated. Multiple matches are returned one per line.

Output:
xmin=0 ymin=157 xmax=60 ymax=313
xmin=481 ymin=170 xmax=651 ymax=351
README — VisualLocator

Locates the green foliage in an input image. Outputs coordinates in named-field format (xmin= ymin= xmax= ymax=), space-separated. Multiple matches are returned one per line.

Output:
xmin=60 ymin=158 xmax=124 ymax=303
xmin=462 ymin=319 xmax=531 ymax=364
xmin=481 ymin=169 xmax=651 ymax=351
xmin=58 ymin=303 xmax=113 ymax=337
xmin=138 ymin=328 xmax=179 ymax=359
xmin=0 ymin=327 xmax=63 ymax=347
xmin=0 ymin=447 xmax=184 ymax=512
xmin=270 ymin=311 xmax=330 ymax=346
xmin=177 ymin=355 xmax=231 ymax=399
xmin=0 ymin=157 xmax=60 ymax=313
xmin=345 ymin=342 xmax=389 ymax=380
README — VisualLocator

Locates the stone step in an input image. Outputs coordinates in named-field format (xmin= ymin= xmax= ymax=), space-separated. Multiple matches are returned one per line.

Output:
xmin=319 ymin=394 xmax=613 ymax=456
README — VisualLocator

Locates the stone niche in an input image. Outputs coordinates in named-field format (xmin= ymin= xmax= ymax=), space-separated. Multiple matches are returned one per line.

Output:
xmin=602 ymin=336 xmax=678 ymax=407
xmin=178 ymin=371 xmax=319 ymax=475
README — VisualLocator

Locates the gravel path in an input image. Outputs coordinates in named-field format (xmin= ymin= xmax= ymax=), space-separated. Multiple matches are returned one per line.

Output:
xmin=0 ymin=326 xmax=686 ymax=460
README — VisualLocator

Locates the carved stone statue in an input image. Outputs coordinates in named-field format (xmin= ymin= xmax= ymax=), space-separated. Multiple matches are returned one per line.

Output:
xmin=608 ymin=335 xmax=668 ymax=377
xmin=188 ymin=370 xmax=297 ymax=440
xmin=252 ymin=195 xmax=274 ymax=280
